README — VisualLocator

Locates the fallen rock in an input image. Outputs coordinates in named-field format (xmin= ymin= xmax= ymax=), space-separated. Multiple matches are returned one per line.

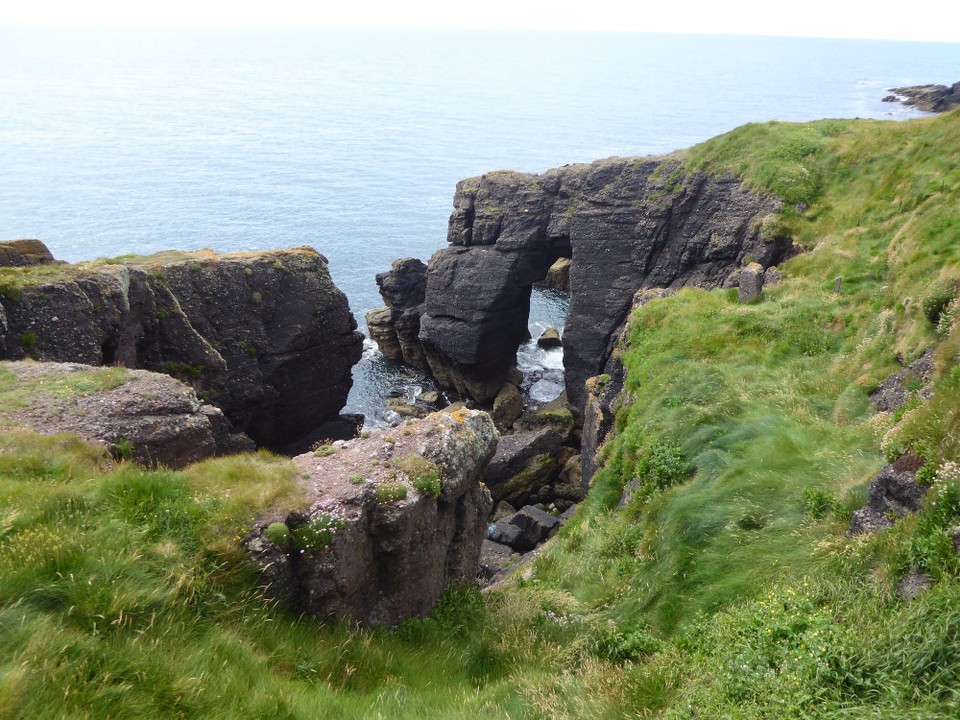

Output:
xmin=491 ymin=382 xmax=523 ymax=430
xmin=246 ymin=409 xmax=496 ymax=627
xmin=484 ymin=426 xmax=564 ymax=506
xmin=0 ymin=360 xmax=235 ymax=468
xmin=479 ymin=540 xmax=517 ymax=581
xmin=738 ymin=262 xmax=765 ymax=303
xmin=488 ymin=505 xmax=560 ymax=552
xmin=537 ymin=327 xmax=563 ymax=348
xmin=849 ymin=455 xmax=930 ymax=536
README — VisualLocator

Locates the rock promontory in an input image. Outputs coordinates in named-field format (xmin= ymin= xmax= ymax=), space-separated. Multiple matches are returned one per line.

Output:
xmin=0 ymin=244 xmax=363 ymax=451
xmin=246 ymin=409 xmax=497 ymax=627
xmin=883 ymin=82 xmax=960 ymax=113
xmin=410 ymin=158 xmax=793 ymax=414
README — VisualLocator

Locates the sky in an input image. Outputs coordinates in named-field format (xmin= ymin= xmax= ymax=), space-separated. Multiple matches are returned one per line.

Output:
xmin=1 ymin=0 xmax=959 ymax=43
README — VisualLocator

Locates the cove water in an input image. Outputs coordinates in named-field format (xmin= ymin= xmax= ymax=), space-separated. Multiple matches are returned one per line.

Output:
xmin=1 ymin=28 xmax=956 ymax=424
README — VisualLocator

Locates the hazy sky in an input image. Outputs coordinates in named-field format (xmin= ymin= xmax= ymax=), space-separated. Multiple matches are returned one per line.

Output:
xmin=2 ymin=0 xmax=959 ymax=43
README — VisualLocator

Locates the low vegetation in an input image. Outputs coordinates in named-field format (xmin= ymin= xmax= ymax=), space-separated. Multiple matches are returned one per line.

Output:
xmin=2 ymin=110 xmax=959 ymax=717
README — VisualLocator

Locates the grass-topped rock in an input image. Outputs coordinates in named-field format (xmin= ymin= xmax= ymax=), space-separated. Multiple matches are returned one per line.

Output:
xmin=246 ymin=409 xmax=496 ymax=626
xmin=0 ymin=360 xmax=240 ymax=468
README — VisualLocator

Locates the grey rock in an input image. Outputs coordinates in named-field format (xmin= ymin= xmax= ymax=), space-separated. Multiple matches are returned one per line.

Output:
xmin=492 ymin=500 xmax=517 ymax=521
xmin=849 ymin=455 xmax=929 ymax=536
xmin=484 ymin=426 xmax=564 ymax=506
xmin=763 ymin=266 xmax=782 ymax=287
xmin=897 ymin=566 xmax=933 ymax=601
xmin=738 ymin=262 xmax=765 ymax=303
xmin=886 ymin=81 xmax=960 ymax=113
xmin=491 ymin=382 xmax=523 ymax=430
xmin=246 ymin=409 xmax=496 ymax=627
xmin=367 ymin=258 xmax=429 ymax=369
xmin=489 ymin=505 xmax=561 ymax=552
xmin=479 ymin=540 xmax=517 ymax=581
xmin=871 ymin=348 xmax=934 ymax=413
xmin=534 ymin=256 xmax=572 ymax=290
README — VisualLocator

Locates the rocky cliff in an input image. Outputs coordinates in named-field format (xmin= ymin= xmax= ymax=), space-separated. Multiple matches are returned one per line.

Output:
xmin=246 ymin=409 xmax=496 ymax=627
xmin=0 ymin=244 xmax=363 ymax=451
xmin=412 ymin=158 xmax=793 ymax=415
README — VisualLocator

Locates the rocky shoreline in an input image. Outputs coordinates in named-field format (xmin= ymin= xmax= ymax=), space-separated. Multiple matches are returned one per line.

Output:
xmin=882 ymin=81 xmax=960 ymax=113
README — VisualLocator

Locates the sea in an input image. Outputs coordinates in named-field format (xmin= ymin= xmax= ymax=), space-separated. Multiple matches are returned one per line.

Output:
xmin=1 ymin=28 xmax=956 ymax=425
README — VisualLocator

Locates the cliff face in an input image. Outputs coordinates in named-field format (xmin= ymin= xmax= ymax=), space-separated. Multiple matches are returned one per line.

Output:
xmin=0 ymin=246 xmax=363 ymax=450
xmin=418 ymin=158 xmax=794 ymax=414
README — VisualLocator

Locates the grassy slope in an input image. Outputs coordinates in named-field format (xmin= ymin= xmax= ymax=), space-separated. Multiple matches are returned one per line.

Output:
xmin=2 ymin=110 xmax=960 ymax=718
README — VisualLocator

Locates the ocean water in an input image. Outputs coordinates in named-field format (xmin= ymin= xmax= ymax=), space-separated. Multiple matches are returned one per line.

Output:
xmin=1 ymin=28 xmax=956 ymax=423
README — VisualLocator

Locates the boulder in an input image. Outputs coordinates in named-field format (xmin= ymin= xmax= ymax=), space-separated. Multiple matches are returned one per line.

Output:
xmin=418 ymin=159 xmax=794 ymax=413
xmin=488 ymin=505 xmax=560 ymax=552
xmin=479 ymin=540 xmax=517 ymax=581
xmin=491 ymin=382 xmax=523 ymax=429
xmin=738 ymin=262 xmax=765 ymax=303
xmin=0 ymin=360 xmax=236 ymax=468
xmin=0 ymin=247 xmax=364 ymax=452
xmin=246 ymin=409 xmax=497 ymax=627
xmin=365 ymin=306 xmax=402 ymax=360
xmin=849 ymin=455 xmax=930 ymax=536
xmin=484 ymin=425 xmax=564 ymax=506
xmin=537 ymin=327 xmax=563 ymax=348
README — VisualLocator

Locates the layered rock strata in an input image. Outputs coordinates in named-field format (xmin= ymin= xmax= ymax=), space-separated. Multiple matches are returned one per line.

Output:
xmin=0 ymin=245 xmax=363 ymax=451
xmin=0 ymin=360 xmax=245 ymax=468
xmin=364 ymin=257 xmax=429 ymax=369
xmin=883 ymin=82 xmax=960 ymax=113
xmin=416 ymin=158 xmax=794 ymax=414
xmin=246 ymin=409 xmax=496 ymax=627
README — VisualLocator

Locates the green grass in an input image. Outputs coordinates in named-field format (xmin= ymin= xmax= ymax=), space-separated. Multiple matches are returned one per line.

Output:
xmin=0 ymin=364 xmax=130 ymax=414
xmin=3 ymin=111 xmax=960 ymax=718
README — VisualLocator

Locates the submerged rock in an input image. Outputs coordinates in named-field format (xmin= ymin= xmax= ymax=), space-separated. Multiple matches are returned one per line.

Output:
xmin=246 ymin=409 xmax=496 ymax=627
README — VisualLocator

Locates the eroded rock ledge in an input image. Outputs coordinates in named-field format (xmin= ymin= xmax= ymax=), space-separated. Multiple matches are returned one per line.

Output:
xmin=373 ymin=158 xmax=794 ymax=417
xmin=0 ymin=243 xmax=363 ymax=451
xmin=246 ymin=409 xmax=496 ymax=627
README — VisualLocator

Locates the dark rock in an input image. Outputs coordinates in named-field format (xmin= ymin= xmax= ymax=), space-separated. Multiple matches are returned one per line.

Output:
xmin=0 ymin=247 xmax=363 ymax=452
xmin=492 ymin=500 xmax=517 ymax=521
xmin=897 ymin=567 xmax=933 ymax=601
xmin=0 ymin=239 xmax=57 ymax=267
xmin=365 ymin=307 xmax=402 ymax=360
xmin=871 ymin=348 xmax=935 ymax=413
xmin=366 ymin=258 xmax=429 ymax=369
xmin=489 ymin=505 xmax=561 ymax=552
xmin=246 ymin=409 xmax=496 ymax=627
xmin=484 ymin=426 xmax=564 ymax=506
xmin=738 ymin=262 xmax=764 ymax=303
xmin=0 ymin=360 xmax=225 ymax=468
xmin=886 ymin=82 xmax=960 ymax=113
xmin=537 ymin=327 xmax=563 ymax=348
xmin=849 ymin=457 xmax=930 ymax=536
xmin=491 ymin=382 xmax=523 ymax=430
xmin=479 ymin=540 xmax=517 ymax=581
xmin=417 ymin=159 xmax=794 ymax=412
xmin=281 ymin=414 xmax=363 ymax=456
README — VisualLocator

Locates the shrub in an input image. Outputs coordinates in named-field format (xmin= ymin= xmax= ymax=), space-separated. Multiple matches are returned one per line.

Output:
xmin=593 ymin=624 xmax=661 ymax=662
xmin=635 ymin=440 xmax=693 ymax=493
xmin=111 ymin=437 xmax=135 ymax=461
xmin=396 ymin=454 xmax=441 ymax=497
xmin=349 ymin=473 xmax=365 ymax=485
xmin=921 ymin=276 xmax=960 ymax=324
xmin=265 ymin=521 xmax=290 ymax=545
